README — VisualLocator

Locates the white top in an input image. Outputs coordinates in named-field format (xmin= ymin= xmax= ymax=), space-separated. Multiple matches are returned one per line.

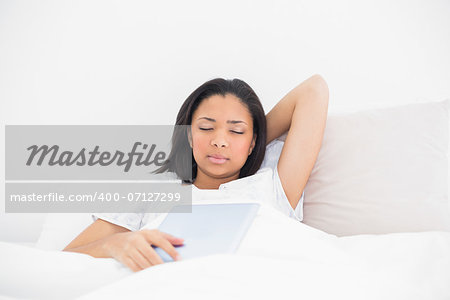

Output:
xmin=92 ymin=139 xmax=305 ymax=231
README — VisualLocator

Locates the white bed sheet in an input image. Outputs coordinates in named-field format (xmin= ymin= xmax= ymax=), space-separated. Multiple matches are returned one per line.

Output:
xmin=1 ymin=204 xmax=449 ymax=300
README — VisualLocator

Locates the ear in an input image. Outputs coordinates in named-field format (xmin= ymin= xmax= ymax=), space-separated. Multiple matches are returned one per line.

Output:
xmin=249 ymin=134 xmax=257 ymax=155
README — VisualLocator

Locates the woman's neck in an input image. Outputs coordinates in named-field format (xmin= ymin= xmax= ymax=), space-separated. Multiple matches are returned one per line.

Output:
xmin=193 ymin=170 xmax=240 ymax=190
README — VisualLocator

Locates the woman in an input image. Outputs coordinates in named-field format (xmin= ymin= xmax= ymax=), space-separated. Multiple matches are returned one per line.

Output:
xmin=63 ymin=75 xmax=329 ymax=272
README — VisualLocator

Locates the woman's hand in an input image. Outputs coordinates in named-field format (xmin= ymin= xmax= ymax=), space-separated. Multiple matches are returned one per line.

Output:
xmin=103 ymin=229 xmax=184 ymax=272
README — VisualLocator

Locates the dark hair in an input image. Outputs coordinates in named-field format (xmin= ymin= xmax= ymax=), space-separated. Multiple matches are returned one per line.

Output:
xmin=153 ymin=78 xmax=267 ymax=184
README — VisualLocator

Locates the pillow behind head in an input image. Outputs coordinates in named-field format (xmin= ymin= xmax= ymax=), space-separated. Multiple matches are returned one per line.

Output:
xmin=295 ymin=99 xmax=450 ymax=236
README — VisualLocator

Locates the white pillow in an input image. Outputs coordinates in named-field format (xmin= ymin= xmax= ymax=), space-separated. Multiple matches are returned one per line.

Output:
xmin=286 ymin=99 xmax=450 ymax=236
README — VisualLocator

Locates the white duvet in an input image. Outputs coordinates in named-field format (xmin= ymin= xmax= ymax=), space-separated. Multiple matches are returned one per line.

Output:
xmin=1 ymin=204 xmax=450 ymax=300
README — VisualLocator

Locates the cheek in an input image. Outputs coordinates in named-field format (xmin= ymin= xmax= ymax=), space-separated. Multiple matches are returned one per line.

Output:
xmin=192 ymin=134 xmax=209 ymax=155
xmin=231 ymin=138 xmax=253 ymax=156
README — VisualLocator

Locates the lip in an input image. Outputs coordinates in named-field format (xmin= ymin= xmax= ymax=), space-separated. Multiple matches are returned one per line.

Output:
xmin=208 ymin=154 xmax=227 ymax=159
xmin=207 ymin=154 xmax=228 ymax=164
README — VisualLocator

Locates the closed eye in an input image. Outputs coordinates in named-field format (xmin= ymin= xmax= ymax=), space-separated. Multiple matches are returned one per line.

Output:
xmin=199 ymin=128 xmax=243 ymax=134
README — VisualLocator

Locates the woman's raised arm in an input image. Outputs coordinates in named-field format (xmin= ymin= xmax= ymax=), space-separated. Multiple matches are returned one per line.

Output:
xmin=265 ymin=74 xmax=329 ymax=209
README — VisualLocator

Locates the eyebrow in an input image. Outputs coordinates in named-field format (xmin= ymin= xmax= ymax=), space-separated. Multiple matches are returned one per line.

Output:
xmin=196 ymin=117 xmax=247 ymax=125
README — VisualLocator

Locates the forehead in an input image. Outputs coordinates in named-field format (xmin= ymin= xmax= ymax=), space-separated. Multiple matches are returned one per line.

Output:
xmin=192 ymin=94 xmax=252 ymax=123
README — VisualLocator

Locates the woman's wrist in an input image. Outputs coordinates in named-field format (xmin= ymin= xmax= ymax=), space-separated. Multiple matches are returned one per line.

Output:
xmin=99 ymin=233 xmax=120 ymax=258
xmin=63 ymin=235 xmax=115 ymax=259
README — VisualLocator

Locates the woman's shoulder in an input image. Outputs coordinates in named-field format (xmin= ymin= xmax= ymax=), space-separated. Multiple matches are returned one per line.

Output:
xmin=259 ymin=138 xmax=285 ymax=171
xmin=266 ymin=138 xmax=285 ymax=152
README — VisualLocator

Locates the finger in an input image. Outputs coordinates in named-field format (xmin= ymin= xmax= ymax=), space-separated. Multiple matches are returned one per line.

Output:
xmin=136 ymin=239 xmax=164 ymax=266
xmin=159 ymin=231 xmax=185 ymax=245
xmin=143 ymin=229 xmax=184 ymax=245
xmin=149 ymin=234 xmax=181 ymax=261
xmin=122 ymin=257 xmax=142 ymax=272
xmin=147 ymin=246 xmax=165 ymax=266
xmin=129 ymin=249 xmax=152 ymax=270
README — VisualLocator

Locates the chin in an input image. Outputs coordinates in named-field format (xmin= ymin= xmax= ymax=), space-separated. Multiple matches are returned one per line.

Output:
xmin=200 ymin=164 xmax=237 ymax=177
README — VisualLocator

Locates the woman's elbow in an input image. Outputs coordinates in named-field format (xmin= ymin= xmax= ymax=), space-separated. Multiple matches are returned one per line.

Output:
xmin=310 ymin=74 xmax=329 ymax=94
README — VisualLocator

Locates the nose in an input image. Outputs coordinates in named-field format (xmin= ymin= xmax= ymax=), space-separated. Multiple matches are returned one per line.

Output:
xmin=211 ymin=133 xmax=228 ymax=148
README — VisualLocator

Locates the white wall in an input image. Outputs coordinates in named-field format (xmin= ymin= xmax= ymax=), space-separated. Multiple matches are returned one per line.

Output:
xmin=1 ymin=0 xmax=449 ymax=242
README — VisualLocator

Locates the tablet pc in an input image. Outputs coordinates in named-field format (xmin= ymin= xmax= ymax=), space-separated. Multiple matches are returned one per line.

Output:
xmin=153 ymin=203 xmax=260 ymax=262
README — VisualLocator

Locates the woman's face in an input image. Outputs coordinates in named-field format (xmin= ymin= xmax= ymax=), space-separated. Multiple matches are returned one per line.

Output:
xmin=189 ymin=93 xmax=256 ymax=182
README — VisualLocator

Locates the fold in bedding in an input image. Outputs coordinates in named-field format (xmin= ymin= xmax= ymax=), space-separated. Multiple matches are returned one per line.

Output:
xmin=1 ymin=204 xmax=449 ymax=300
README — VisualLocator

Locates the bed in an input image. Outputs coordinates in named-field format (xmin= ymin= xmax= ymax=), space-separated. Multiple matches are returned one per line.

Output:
xmin=1 ymin=99 xmax=449 ymax=300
